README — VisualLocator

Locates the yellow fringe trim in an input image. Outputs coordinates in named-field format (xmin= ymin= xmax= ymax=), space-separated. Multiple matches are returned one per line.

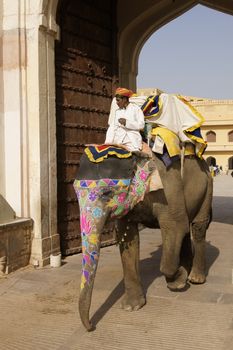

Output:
xmin=84 ymin=147 xmax=132 ymax=163
xmin=176 ymin=95 xmax=205 ymax=132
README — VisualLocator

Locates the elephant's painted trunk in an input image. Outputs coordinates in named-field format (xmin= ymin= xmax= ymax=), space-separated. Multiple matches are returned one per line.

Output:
xmin=78 ymin=208 xmax=102 ymax=331
xmin=79 ymin=262 xmax=99 ymax=331
xmin=74 ymin=184 xmax=110 ymax=331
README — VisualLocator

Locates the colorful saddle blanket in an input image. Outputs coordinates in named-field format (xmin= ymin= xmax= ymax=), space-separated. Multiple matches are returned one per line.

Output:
xmin=84 ymin=145 xmax=132 ymax=163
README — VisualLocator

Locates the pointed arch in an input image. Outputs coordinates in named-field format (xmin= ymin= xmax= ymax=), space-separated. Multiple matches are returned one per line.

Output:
xmin=228 ymin=156 xmax=233 ymax=170
xmin=118 ymin=0 xmax=233 ymax=88
xmin=206 ymin=156 xmax=216 ymax=167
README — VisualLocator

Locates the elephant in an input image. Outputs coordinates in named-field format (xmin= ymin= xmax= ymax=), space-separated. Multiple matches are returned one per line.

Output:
xmin=73 ymin=147 xmax=213 ymax=331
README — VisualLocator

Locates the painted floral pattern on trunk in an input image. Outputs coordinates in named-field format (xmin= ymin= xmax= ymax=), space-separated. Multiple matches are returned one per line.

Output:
xmin=73 ymin=159 xmax=151 ymax=289
xmin=74 ymin=179 xmax=130 ymax=290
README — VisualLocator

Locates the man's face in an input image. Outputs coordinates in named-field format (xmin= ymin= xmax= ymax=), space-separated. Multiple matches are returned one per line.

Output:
xmin=116 ymin=96 xmax=128 ymax=109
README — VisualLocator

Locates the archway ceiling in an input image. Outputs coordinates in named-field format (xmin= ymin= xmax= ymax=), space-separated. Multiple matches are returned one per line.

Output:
xmin=118 ymin=0 xmax=233 ymax=28
xmin=117 ymin=0 xmax=233 ymax=81
xmin=40 ymin=0 xmax=233 ymax=87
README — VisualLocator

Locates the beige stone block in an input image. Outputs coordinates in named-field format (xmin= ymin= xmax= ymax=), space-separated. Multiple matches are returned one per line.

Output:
xmin=0 ymin=218 xmax=32 ymax=274
xmin=2 ymin=29 xmax=26 ymax=70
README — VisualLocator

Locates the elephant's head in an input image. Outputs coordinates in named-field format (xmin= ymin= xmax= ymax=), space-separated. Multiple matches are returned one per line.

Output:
xmin=73 ymin=151 xmax=151 ymax=330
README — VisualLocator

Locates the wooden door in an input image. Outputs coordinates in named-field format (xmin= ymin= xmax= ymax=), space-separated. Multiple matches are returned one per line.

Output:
xmin=55 ymin=0 xmax=118 ymax=255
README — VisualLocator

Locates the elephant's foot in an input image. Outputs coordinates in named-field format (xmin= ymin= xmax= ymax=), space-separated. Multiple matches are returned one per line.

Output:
xmin=166 ymin=266 xmax=188 ymax=291
xmin=188 ymin=269 xmax=206 ymax=284
xmin=120 ymin=293 xmax=146 ymax=311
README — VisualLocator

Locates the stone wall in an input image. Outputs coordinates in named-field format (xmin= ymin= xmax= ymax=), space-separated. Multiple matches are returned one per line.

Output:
xmin=0 ymin=218 xmax=32 ymax=274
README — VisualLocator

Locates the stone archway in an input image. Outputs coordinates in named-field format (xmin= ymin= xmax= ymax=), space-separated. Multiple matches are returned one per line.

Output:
xmin=51 ymin=0 xmax=233 ymax=256
xmin=228 ymin=156 xmax=233 ymax=170
xmin=22 ymin=0 xmax=233 ymax=262
xmin=206 ymin=156 xmax=216 ymax=167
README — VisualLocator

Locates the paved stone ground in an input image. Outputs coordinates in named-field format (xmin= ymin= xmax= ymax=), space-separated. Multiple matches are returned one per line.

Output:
xmin=0 ymin=174 xmax=232 ymax=350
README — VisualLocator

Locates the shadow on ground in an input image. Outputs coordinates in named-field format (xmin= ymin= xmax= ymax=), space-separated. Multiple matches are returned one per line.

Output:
xmin=212 ymin=196 xmax=233 ymax=225
xmin=91 ymin=239 xmax=219 ymax=328
xmin=91 ymin=245 xmax=162 ymax=327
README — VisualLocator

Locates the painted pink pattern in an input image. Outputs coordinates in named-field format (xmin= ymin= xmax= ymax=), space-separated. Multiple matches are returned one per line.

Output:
xmin=117 ymin=192 xmax=127 ymax=203
xmin=139 ymin=169 xmax=148 ymax=181
xmin=80 ymin=212 xmax=92 ymax=236
xmin=108 ymin=159 xmax=151 ymax=218
xmin=75 ymin=189 xmax=101 ymax=289
xmin=82 ymin=253 xmax=91 ymax=265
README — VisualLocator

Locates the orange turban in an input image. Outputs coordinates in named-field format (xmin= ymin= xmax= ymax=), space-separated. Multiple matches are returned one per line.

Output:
xmin=115 ymin=87 xmax=134 ymax=98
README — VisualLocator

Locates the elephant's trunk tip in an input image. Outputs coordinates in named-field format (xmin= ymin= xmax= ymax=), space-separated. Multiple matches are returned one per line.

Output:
xmin=81 ymin=318 xmax=95 ymax=332
xmin=79 ymin=294 xmax=96 ymax=332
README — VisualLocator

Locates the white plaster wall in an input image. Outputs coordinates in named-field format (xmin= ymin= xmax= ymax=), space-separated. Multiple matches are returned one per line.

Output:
xmin=2 ymin=2 xmax=24 ymax=215
xmin=0 ymin=0 xmax=5 ymax=196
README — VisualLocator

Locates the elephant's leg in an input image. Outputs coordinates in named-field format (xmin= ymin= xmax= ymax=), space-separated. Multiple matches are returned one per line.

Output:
xmin=154 ymin=156 xmax=190 ymax=231
xmin=158 ymin=220 xmax=189 ymax=290
xmin=189 ymin=164 xmax=213 ymax=284
xmin=179 ymin=233 xmax=193 ymax=275
xmin=117 ymin=218 xmax=145 ymax=311
xmin=78 ymin=198 xmax=110 ymax=331
xmin=152 ymin=158 xmax=190 ymax=289
xmin=188 ymin=221 xmax=209 ymax=284
xmin=165 ymin=232 xmax=193 ymax=290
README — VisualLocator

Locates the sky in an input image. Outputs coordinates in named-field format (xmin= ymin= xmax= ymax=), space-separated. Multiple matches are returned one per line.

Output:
xmin=137 ymin=5 xmax=233 ymax=99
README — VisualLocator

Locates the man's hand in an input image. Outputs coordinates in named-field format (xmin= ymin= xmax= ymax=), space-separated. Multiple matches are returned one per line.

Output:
xmin=118 ymin=118 xmax=126 ymax=126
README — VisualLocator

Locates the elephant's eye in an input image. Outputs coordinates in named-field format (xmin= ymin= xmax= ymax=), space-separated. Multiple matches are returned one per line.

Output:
xmin=101 ymin=189 xmax=113 ymax=200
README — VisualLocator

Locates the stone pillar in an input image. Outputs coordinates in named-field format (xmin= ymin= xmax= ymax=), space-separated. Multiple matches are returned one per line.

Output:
xmin=26 ymin=1 xmax=60 ymax=266
xmin=120 ymin=67 xmax=137 ymax=91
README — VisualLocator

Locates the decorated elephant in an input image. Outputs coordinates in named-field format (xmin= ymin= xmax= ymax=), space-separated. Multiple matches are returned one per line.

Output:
xmin=73 ymin=143 xmax=213 ymax=331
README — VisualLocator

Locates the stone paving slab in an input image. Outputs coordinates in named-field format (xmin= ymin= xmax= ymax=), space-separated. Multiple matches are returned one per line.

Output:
xmin=0 ymin=174 xmax=232 ymax=350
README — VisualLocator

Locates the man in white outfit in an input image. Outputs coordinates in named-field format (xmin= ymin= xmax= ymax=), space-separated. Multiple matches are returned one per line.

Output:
xmin=105 ymin=87 xmax=145 ymax=151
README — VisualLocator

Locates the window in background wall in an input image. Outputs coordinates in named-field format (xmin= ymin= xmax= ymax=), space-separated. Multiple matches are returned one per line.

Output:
xmin=206 ymin=131 xmax=216 ymax=142
xmin=228 ymin=130 xmax=233 ymax=142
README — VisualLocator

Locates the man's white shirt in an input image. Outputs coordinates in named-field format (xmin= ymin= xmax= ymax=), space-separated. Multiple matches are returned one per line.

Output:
xmin=105 ymin=102 xmax=145 ymax=151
